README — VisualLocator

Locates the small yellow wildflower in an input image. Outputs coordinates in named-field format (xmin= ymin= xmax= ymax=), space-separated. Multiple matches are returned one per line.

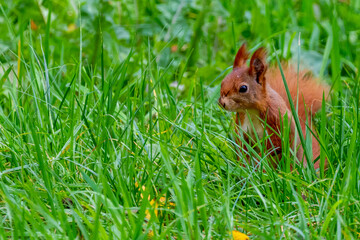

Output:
xmin=147 ymin=230 xmax=154 ymax=239
xmin=145 ymin=199 xmax=158 ymax=220
xmin=232 ymin=230 xmax=249 ymax=240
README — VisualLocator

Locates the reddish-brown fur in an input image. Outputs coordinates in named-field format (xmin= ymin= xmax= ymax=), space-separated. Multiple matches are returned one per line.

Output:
xmin=219 ymin=44 xmax=329 ymax=169
xmin=267 ymin=66 xmax=329 ymax=168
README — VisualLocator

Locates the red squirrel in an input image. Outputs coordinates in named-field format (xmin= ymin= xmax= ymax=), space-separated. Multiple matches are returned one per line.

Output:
xmin=219 ymin=44 xmax=329 ymax=169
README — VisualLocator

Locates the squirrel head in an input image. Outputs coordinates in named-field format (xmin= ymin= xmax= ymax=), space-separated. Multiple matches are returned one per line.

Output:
xmin=219 ymin=43 xmax=268 ymax=112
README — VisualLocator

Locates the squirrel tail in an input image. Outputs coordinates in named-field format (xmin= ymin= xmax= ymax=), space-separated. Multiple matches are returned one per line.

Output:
xmin=267 ymin=64 xmax=329 ymax=166
xmin=267 ymin=64 xmax=329 ymax=130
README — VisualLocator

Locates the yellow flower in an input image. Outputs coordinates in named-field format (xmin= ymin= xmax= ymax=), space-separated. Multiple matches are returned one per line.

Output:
xmin=137 ymin=184 xmax=175 ymax=220
xmin=145 ymin=199 xmax=158 ymax=220
xmin=232 ymin=230 xmax=249 ymax=240
xmin=147 ymin=230 xmax=154 ymax=239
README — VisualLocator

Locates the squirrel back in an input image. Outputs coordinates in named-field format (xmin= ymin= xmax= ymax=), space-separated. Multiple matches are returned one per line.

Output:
xmin=266 ymin=65 xmax=329 ymax=134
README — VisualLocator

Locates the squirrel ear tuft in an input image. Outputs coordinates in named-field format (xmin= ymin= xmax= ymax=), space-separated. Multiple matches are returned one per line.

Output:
xmin=249 ymin=47 xmax=267 ymax=84
xmin=233 ymin=43 xmax=249 ymax=69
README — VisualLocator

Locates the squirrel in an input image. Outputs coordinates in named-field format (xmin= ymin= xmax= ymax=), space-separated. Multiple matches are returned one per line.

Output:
xmin=219 ymin=43 xmax=329 ymax=169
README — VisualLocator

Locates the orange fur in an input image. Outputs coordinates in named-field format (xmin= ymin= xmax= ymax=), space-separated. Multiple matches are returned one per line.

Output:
xmin=219 ymin=44 xmax=329 ymax=169
xmin=267 ymin=65 xmax=329 ymax=168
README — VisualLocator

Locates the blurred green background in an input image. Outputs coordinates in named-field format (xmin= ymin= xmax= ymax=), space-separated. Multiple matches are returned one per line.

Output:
xmin=2 ymin=0 xmax=359 ymax=84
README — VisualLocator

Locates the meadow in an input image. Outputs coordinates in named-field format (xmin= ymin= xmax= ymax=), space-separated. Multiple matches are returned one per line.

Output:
xmin=0 ymin=0 xmax=359 ymax=239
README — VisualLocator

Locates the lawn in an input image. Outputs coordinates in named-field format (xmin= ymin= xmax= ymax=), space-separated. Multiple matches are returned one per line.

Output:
xmin=0 ymin=0 xmax=359 ymax=239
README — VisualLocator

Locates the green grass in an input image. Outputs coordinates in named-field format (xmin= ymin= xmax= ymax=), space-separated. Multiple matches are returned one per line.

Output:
xmin=0 ymin=0 xmax=360 ymax=239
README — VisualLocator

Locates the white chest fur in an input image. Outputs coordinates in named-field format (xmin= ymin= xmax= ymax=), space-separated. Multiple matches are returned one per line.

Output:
xmin=240 ymin=110 xmax=264 ymax=139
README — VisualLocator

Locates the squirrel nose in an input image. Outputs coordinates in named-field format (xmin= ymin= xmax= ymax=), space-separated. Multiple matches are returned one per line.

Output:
xmin=218 ymin=97 xmax=226 ymax=108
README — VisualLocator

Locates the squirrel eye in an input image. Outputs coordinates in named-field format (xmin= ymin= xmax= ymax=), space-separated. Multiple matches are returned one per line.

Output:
xmin=239 ymin=85 xmax=248 ymax=93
